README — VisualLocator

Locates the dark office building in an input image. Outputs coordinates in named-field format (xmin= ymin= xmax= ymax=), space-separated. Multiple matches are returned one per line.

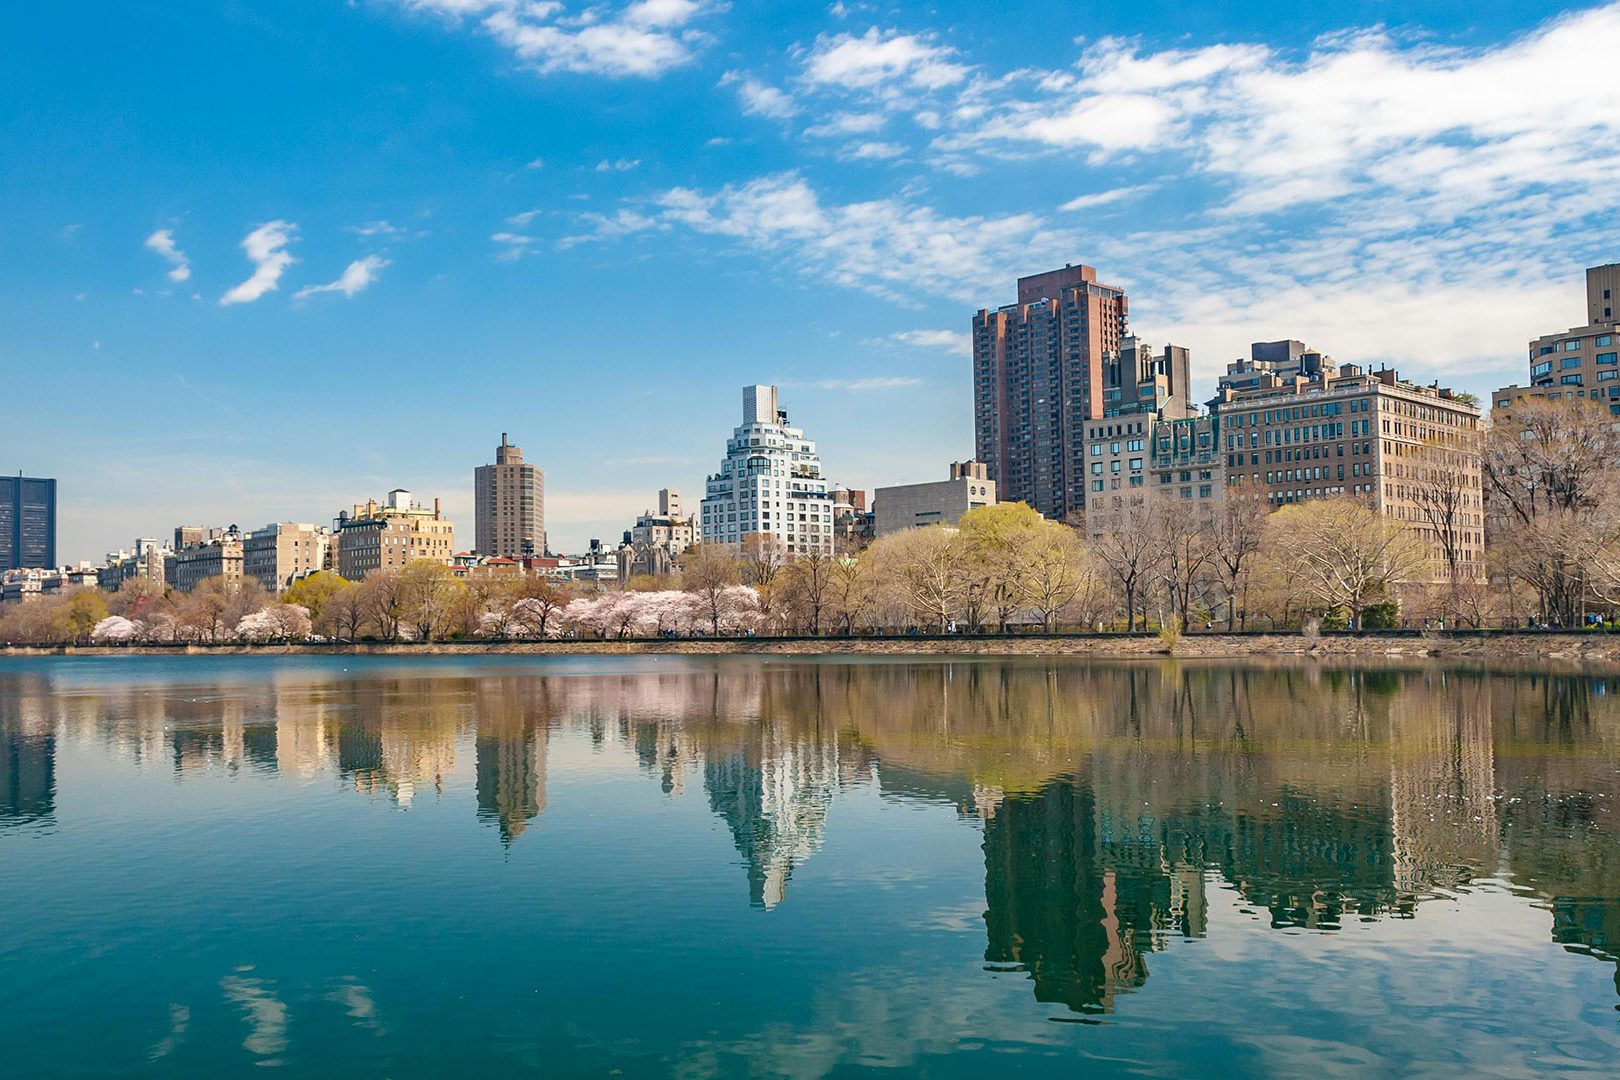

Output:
xmin=1 ymin=475 xmax=57 ymax=571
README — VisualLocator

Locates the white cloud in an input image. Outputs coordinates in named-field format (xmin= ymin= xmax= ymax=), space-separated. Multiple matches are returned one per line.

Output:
xmin=813 ymin=376 xmax=924 ymax=391
xmin=346 ymin=219 xmax=404 ymax=239
xmin=803 ymin=111 xmax=886 ymax=138
xmin=801 ymin=28 xmax=970 ymax=91
xmin=144 ymin=228 xmax=191 ymax=282
xmin=506 ymin=207 xmax=544 ymax=227
xmin=491 ymin=231 xmax=539 ymax=261
xmin=557 ymin=208 xmax=663 ymax=249
xmin=1058 ymin=184 xmax=1155 ymax=212
xmin=524 ymin=157 xmax=546 ymax=170
xmin=595 ymin=158 xmax=642 ymax=172
xmin=394 ymin=1 xmax=721 ymax=78
xmin=845 ymin=140 xmax=905 ymax=160
xmin=889 ymin=329 xmax=969 ymax=357
xmin=646 ymin=172 xmax=1073 ymax=303
xmin=219 ymin=221 xmax=297 ymax=306
xmin=293 ymin=255 xmax=390 ymax=300
xmin=726 ymin=73 xmax=798 ymax=120
xmin=939 ymin=8 xmax=1620 ymax=219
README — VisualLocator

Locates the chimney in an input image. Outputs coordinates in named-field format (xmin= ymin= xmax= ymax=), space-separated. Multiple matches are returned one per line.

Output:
xmin=434 ymin=497 xmax=442 ymax=520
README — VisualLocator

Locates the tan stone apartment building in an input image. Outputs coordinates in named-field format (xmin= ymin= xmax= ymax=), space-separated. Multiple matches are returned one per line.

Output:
xmin=167 ymin=528 xmax=245 ymax=594
xmin=1213 ymin=362 xmax=1485 ymax=581
xmin=243 ymin=523 xmax=331 ymax=593
xmin=335 ymin=489 xmax=456 ymax=580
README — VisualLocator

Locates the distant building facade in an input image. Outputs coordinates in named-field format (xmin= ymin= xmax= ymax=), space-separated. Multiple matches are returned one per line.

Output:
xmin=335 ymin=489 xmax=455 ymax=580
xmin=1 ymin=475 xmax=56 ymax=571
xmin=243 ymin=523 xmax=330 ymax=593
xmin=168 ymin=526 xmax=245 ymax=594
xmin=874 ymin=461 xmax=996 ymax=536
xmin=700 ymin=386 xmax=835 ymax=556
xmin=474 ymin=433 xmax=546 ymax=559
xmin=830 ymin=487 xmax=873 ymax=549
xmin=1491 ymin=264 xmax=1620 ymax=420
xmin=97 ymin=538 xmax=170 ymax=591
xmin=617 ymin=489 xmax=698 ymax=581
xmin=1212 ymin=356 xmax=1485 ymax=581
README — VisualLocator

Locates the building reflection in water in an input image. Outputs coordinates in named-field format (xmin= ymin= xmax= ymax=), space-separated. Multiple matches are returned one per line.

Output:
xmin=0 ymin=673 xmax=54 ymax=829
xmin=1 ymin=661 xmax=1617 ymax=1012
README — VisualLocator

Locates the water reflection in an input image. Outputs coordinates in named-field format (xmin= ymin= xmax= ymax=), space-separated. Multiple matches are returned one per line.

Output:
xmin=2 ymin=658 xmax=1618 ymax=1018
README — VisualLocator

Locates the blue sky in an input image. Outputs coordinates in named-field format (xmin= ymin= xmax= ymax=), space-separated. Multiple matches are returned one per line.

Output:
xmin=4 ymin=1 xmax=1618 ymax=562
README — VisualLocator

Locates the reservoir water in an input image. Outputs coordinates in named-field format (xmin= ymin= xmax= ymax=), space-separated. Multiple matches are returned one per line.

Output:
xmin=1 ymin=654 xmax=1617 ymax=1077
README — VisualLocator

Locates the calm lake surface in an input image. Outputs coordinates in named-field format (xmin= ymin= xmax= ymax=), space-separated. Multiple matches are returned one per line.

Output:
xmin=2 ymin=655 xmax=1618 ymax=1078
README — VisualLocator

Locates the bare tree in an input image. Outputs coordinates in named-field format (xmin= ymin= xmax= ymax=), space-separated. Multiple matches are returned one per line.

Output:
xmin=1205 ymin=490 xmax=1267 ymax=630
xmin=396 ymin=560 xmax=467 ymax=641
xmin=1018 ymin=521 xmax=1094 ymax=631
xmin=1150 ymin=494 xmax=1217 ymax=629
xmin=1264 ymin=497 xmax=1430 ymax=626
xmin=1483 ymin=399 xmax=1620 ymax=624
xmin=681 ymin=544 xmax=741 ymax=635
xmin=356 ymin=569 xmax=405 ymax=640
xmin=867 ymin=526 xmax=962 ymax=630
xmin=1080 ymin=495 xmax=1154 ymax=631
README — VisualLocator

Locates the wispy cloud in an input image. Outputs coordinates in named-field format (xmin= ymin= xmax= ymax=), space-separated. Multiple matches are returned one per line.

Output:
xmin=595 ymin=157 xmax=642 ymax=172
xmin=219 ymin=221 xmax=296 ymax=306
xmin=887 ymin=329 xmax=969 ymax=357
xmin=1059 ymin=184 xmax=1155 ymax=212
xmin=557 ymin=209 xmax=663 ymax=249
xmin=144 ymin=228 xmax=191 ymax=282
xmin=346 ymin=220 xmax=404 ymax=239
xmin=491 ymin=230 xmax=539 ymax=261
xmin=293 ymin=256 xmax=390 ymax=300
xmin=813 ymin=376 xmax=924 ymax=391
xmin=393 ymin=1 xmax=722 ymax=78
xmin=639 ymin=171 xmax=1073 ymax=303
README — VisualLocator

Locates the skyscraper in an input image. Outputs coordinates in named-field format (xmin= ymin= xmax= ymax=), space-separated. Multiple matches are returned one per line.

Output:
xmin=700 ymin=385 xmax=834 ymax=555
xmin=0 ymin=475 xmax=57 ymax=571
xmin=972 ymin=265 xmax=1130 ymax=520
xmin=474 ymin=433 xmax=545 ymax=558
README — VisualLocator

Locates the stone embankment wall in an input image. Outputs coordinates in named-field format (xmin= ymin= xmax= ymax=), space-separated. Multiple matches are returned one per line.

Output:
xmin=6 ymin=632 xmax=1620 ymax=664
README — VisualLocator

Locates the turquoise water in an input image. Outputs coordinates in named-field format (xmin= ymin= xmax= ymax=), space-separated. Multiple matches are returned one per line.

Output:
xmin=1 ymin=655 xmax=1617 ymax=1077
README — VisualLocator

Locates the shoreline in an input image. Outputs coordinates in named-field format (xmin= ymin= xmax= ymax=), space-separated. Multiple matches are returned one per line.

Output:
xmin=5 ymin=631 xmax=1620 ymax=664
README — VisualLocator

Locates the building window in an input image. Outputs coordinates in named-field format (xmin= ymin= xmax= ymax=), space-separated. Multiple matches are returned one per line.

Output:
xmin=1565 ymin=340 xmax=1582 ymax=351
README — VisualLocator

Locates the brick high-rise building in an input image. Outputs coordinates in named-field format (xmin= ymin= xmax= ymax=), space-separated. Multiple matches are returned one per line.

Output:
xmin=972 ymin=265 xmax=1131 ymax=520
xmin=475 ymin=433 xmax=545 ymax=559
xmin=1 ymin=475 xmax=56 ymax=571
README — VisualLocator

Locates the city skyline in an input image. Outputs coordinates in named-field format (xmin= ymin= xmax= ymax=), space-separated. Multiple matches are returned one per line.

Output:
xmin=6 ymin=2 xmax=1620 ymax=561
